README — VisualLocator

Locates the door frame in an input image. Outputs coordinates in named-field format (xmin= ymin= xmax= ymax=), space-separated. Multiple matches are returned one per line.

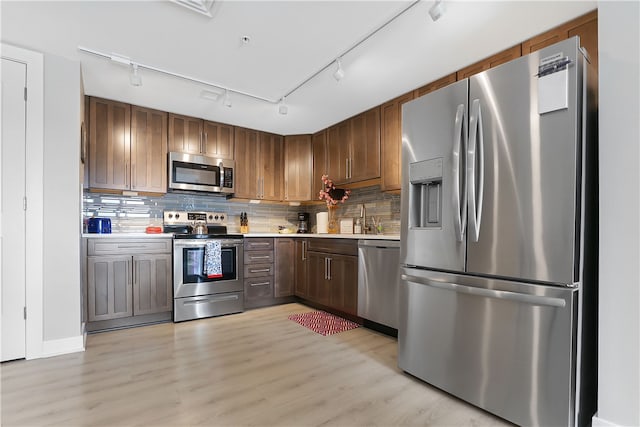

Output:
xmin=1 ymin=43 xmax=44 ymax=360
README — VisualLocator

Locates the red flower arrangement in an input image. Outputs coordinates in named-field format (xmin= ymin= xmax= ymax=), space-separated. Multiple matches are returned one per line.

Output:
xmin=318 ymin=174 xmax=351 ymax=206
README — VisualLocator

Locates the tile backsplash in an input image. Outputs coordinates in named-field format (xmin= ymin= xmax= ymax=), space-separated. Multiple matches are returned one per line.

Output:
xmin=83 ymin=186 xmax=401 ymax=235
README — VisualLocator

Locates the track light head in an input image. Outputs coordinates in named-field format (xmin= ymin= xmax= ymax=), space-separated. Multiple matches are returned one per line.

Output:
xmin=429 ymin=0 xmax=445 ymax=22
xmin=224 ymin=90 xmax=232 ymax=108
xmin=129 ymin=64 xmax=142 ymax=87
xmin=278 ymin=97 xmax=288 ymax=115
xmin=333 ymin=58 xmax=345 ymax=82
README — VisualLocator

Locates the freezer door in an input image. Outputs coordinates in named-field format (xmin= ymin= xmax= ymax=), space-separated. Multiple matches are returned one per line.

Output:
xmin=466 ymin=37 xmax=582 ymax=284
xmin=401 ymin=80 xmax=468 ymax=271
xmin=398 ymin=267 xmax=578 ymax=427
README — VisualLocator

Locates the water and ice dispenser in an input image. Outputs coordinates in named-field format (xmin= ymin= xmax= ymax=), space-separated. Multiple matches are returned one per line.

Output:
xmin=409 ymin=158 xmax=443 ymax=228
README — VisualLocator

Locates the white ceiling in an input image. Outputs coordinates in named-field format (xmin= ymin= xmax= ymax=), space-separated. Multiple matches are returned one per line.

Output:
xmin=1 ymin=1 xmax=596 ymax=135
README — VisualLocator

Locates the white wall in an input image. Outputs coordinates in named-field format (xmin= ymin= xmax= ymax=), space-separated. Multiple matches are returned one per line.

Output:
xmin=41 ymin=53 xmax=83 ymax=353
xmin=596 ymin=1 xmax=640 ymax=426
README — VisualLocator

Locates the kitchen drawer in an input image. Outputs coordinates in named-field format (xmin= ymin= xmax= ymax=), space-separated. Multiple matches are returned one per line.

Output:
xmin=87 ymin=238 xmax=172 ymax=256
xmin=244 ymin=250 xmax=274 ymax=264
xmin=244 ymin=238 xmax=274 ymax=251
xmin=307 ymin=238 xmax=358 ymax=256
xmin=244 ymin=263 xmax=274 ymax=278
xmin=244 ymin=276 xmax=274 ymax=300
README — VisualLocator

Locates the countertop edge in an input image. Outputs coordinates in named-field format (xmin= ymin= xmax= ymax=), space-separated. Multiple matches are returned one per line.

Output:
xmin=83 ymin=232 xmax=400 ymax=241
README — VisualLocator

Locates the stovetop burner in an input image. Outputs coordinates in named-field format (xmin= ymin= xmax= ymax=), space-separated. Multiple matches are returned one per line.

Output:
xmin=163 ymin=210 xmax=243 ymax=240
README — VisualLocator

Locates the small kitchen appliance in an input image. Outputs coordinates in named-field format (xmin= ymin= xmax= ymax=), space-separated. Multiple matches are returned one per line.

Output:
xmin=297 ymin=212 xmax=309 ymax=233
xmin=163 ymin=211 xmax=244 ymax=322
xmin=87 ymin=217 xmax=111 ymax=234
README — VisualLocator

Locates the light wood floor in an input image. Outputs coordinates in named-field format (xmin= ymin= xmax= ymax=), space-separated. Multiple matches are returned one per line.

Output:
xmin=1 ymin=303 xmax=512 ymax=426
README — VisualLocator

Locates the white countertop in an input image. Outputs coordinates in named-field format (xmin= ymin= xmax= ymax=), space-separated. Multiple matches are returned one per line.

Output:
xmin=83 ymin=232 xmax=400 ymax=241
xmin=242 ymin=233 xmax=400 ymax=240
xmin=82 ymin=233 xmax=174 ymax=238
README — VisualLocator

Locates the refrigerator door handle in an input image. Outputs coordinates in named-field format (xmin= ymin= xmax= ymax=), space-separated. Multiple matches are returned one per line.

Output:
xmin=452 ymin=103 xmax=468 ymax=242
xmin=468 ymin=99 xmax=485 ymax=242
xmin=401 ymin=274 xmax=566 ymax=308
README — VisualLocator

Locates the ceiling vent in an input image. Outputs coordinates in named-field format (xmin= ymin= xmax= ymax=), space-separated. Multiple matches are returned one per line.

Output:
xmin=170 ymin=0 xmax=216 ymax=18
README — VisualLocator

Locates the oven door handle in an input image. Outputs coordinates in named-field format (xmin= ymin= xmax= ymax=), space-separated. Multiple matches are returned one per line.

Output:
xmin=174 ymin=241 xmax=242 ymax=249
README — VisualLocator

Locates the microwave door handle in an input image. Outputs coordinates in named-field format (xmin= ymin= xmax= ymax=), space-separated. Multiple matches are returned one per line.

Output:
xmin=219 ymin=162 xmax=224 ymax=189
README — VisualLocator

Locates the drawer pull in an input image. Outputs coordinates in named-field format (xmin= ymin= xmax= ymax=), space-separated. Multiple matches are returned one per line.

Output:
xmin=250 ymin=268 xmax=271 ymax=273
xmin=117 ymin=245 xmax=148 ymax=249
xmin=251 ymin=242 xmax=271 ymax=247
xmin=250 ymin=282 xmax=270 ymax=287
xmin=250 ymin=256 xmax=271 ymax=260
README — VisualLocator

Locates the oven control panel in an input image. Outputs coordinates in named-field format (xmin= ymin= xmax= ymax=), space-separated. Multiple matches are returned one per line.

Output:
xmin=163 ymin=210 xmax=227 ymax=225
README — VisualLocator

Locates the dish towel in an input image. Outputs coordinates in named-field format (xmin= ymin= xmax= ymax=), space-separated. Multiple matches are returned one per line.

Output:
xmin=204 ymin=241 xmax=223 ymax=278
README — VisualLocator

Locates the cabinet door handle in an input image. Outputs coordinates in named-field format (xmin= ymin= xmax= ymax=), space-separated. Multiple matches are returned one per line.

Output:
xmin=131 ymin=164 xmax=136 ymax=189
xmin=345 ymin=159 xmax=349 ymax=180
xmin=302 ymin=241 xmax=307 ymax=261
xmin=327 ymin=257 xmax=332 ymax=280
xmin=250 ymin=281 xmax=270 ymax=287
xmin=125 ymin=161 xmax=129 ymax=187
xmin=127 ymin=259 xmax=132 ymax=286
xmin=204 ymin=132 xmax=208 ymax=154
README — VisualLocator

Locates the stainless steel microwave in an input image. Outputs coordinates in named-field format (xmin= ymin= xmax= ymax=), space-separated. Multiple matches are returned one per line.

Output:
xmin=168 ymin=152 xmax=234 ymax=194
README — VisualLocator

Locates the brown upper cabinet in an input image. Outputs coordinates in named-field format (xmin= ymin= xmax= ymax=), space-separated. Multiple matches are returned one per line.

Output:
xmin=89 ymin=98 xmax=167 ymax=194
xmin=326 ymin=107 xmax=380 ymax=185
xmin=89 ymin=97 xmax=130 ymax=191
xmin=168 ymin=113 xmax=234 ymax=159
xmin=283 ymin=135 xmax=313 ymax=202
xmin=380 ymin=91 xmax=415 ymax=192
xmin=233 ymin=127 xmax=259 ymax=199
xmin=522 ymin=10 xmax=598 ymax=72
xmin=312 ymin=130 xmax=328 ymax=197
xmin=234 ymin=128 xmax=283 ymax=201
xmin=130 ymin=105 xmax=168 ymax=193
xmin=457 ymin=45 xmax=522 ymax=80
xmin=414 ymin=73 xmax=457 ymax=99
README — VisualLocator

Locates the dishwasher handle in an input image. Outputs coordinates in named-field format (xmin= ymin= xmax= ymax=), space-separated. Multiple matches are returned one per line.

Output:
xmin=357 ymin=239 xmax=400 ymax=249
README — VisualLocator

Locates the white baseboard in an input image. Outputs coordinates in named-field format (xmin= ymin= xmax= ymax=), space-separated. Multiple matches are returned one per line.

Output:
xmin=41 ymin=335 xmax=85 ymax=358
xmin=593 ymin=414 xmax=620 ymax=427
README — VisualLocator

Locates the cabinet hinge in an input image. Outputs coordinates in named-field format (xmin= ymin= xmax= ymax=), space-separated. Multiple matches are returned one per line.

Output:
xmin=23 ymin=196 xmax=27 ymax=211
xmin=24 ymin=306 xmax=27 ymax=320
xmin=24 ymin=87 xmax=27 ymax=101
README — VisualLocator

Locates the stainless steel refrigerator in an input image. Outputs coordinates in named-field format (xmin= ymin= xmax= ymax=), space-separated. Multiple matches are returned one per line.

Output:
xmin=399 ymin=37 xmax=597 ymax=427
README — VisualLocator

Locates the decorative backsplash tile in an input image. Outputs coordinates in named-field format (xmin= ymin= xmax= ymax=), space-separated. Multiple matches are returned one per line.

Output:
xmin=83 ymin=186 xmax=401 ymax=235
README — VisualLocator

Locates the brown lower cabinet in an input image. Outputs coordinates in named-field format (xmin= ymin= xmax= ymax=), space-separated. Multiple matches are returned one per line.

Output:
xmin=85 ymin=238 xmax=173 ymax=331
xmin=300 ymin=238 xmax=358 ymax=316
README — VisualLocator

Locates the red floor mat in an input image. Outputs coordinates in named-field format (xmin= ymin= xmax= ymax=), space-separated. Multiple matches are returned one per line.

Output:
xmin=288 ymin=311 xmax=360 ymax=336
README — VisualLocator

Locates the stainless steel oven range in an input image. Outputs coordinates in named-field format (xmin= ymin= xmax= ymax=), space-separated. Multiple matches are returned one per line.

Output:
xmin=164 ymin=211 xmax=244 ymax=322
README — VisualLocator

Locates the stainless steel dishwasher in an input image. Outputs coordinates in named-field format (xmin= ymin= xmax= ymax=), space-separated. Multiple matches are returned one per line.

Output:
xmin=357 ymin=239 xmax=400 ymax=329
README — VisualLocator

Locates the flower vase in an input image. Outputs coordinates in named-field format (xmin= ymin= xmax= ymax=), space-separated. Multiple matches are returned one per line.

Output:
xmin=327 ymin=205 xmax=339 ymax=234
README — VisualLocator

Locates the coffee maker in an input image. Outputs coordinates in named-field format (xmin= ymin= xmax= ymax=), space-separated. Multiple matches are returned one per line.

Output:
xmin=297 ymin=212 xmax=310 ymax=233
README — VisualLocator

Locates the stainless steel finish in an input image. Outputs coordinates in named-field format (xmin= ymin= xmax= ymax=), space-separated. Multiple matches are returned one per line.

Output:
xmin=357 ymin=240 xmax=400 ymax=329
xmin=172 ymin=239 xmax=244 ymax=299
xmin=174 ymin=291 xmax=243 ymax=322
xmin=301 ymin=241 xmax=307 ymax=260
xmin=327 ymin=258 xmax=332 ymax=280
xmin=249 ymin=281 xmax=270 ymax=287
xmin=452 ymin=103 xmax=467 ymax=242
xmin=467 ymin=98 xmax=484 ymax=242
xmin=466 ymin=43 xmax=581 ymax=284
xmin=401 ymin=273 xmax=566 ymax=307
xmin=401 ymin=79 xmax=467 ymax=271
xmin=163 ymin=210 xmax=227 ymax=226
xmin=400 ymin=38 xmax=596 ymax=427
xmin=399 ymin=267 xmax=578 ymax=427
xmin=168 ymin=151 xmax=234 ymax=194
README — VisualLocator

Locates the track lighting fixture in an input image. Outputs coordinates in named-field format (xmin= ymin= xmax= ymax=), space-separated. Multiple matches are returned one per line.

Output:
xmin=129 ymin=64 xmax=142 ymax=87
xmin=278 ymin=97 xmax=288 ymax=115
xmin=429 ymin=0 xmax=445 ymax=22
xmin=223 ymin=89 xmax=232 ymax=108
xmin=77 ymin=1 xmax=425 ymax=115
xmin=333 ymin=58 xmax=345 ymax=82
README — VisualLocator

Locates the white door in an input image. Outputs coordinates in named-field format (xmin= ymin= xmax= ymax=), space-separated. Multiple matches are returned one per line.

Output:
xmin=1 ymin=57 xmax=27 ymax=361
